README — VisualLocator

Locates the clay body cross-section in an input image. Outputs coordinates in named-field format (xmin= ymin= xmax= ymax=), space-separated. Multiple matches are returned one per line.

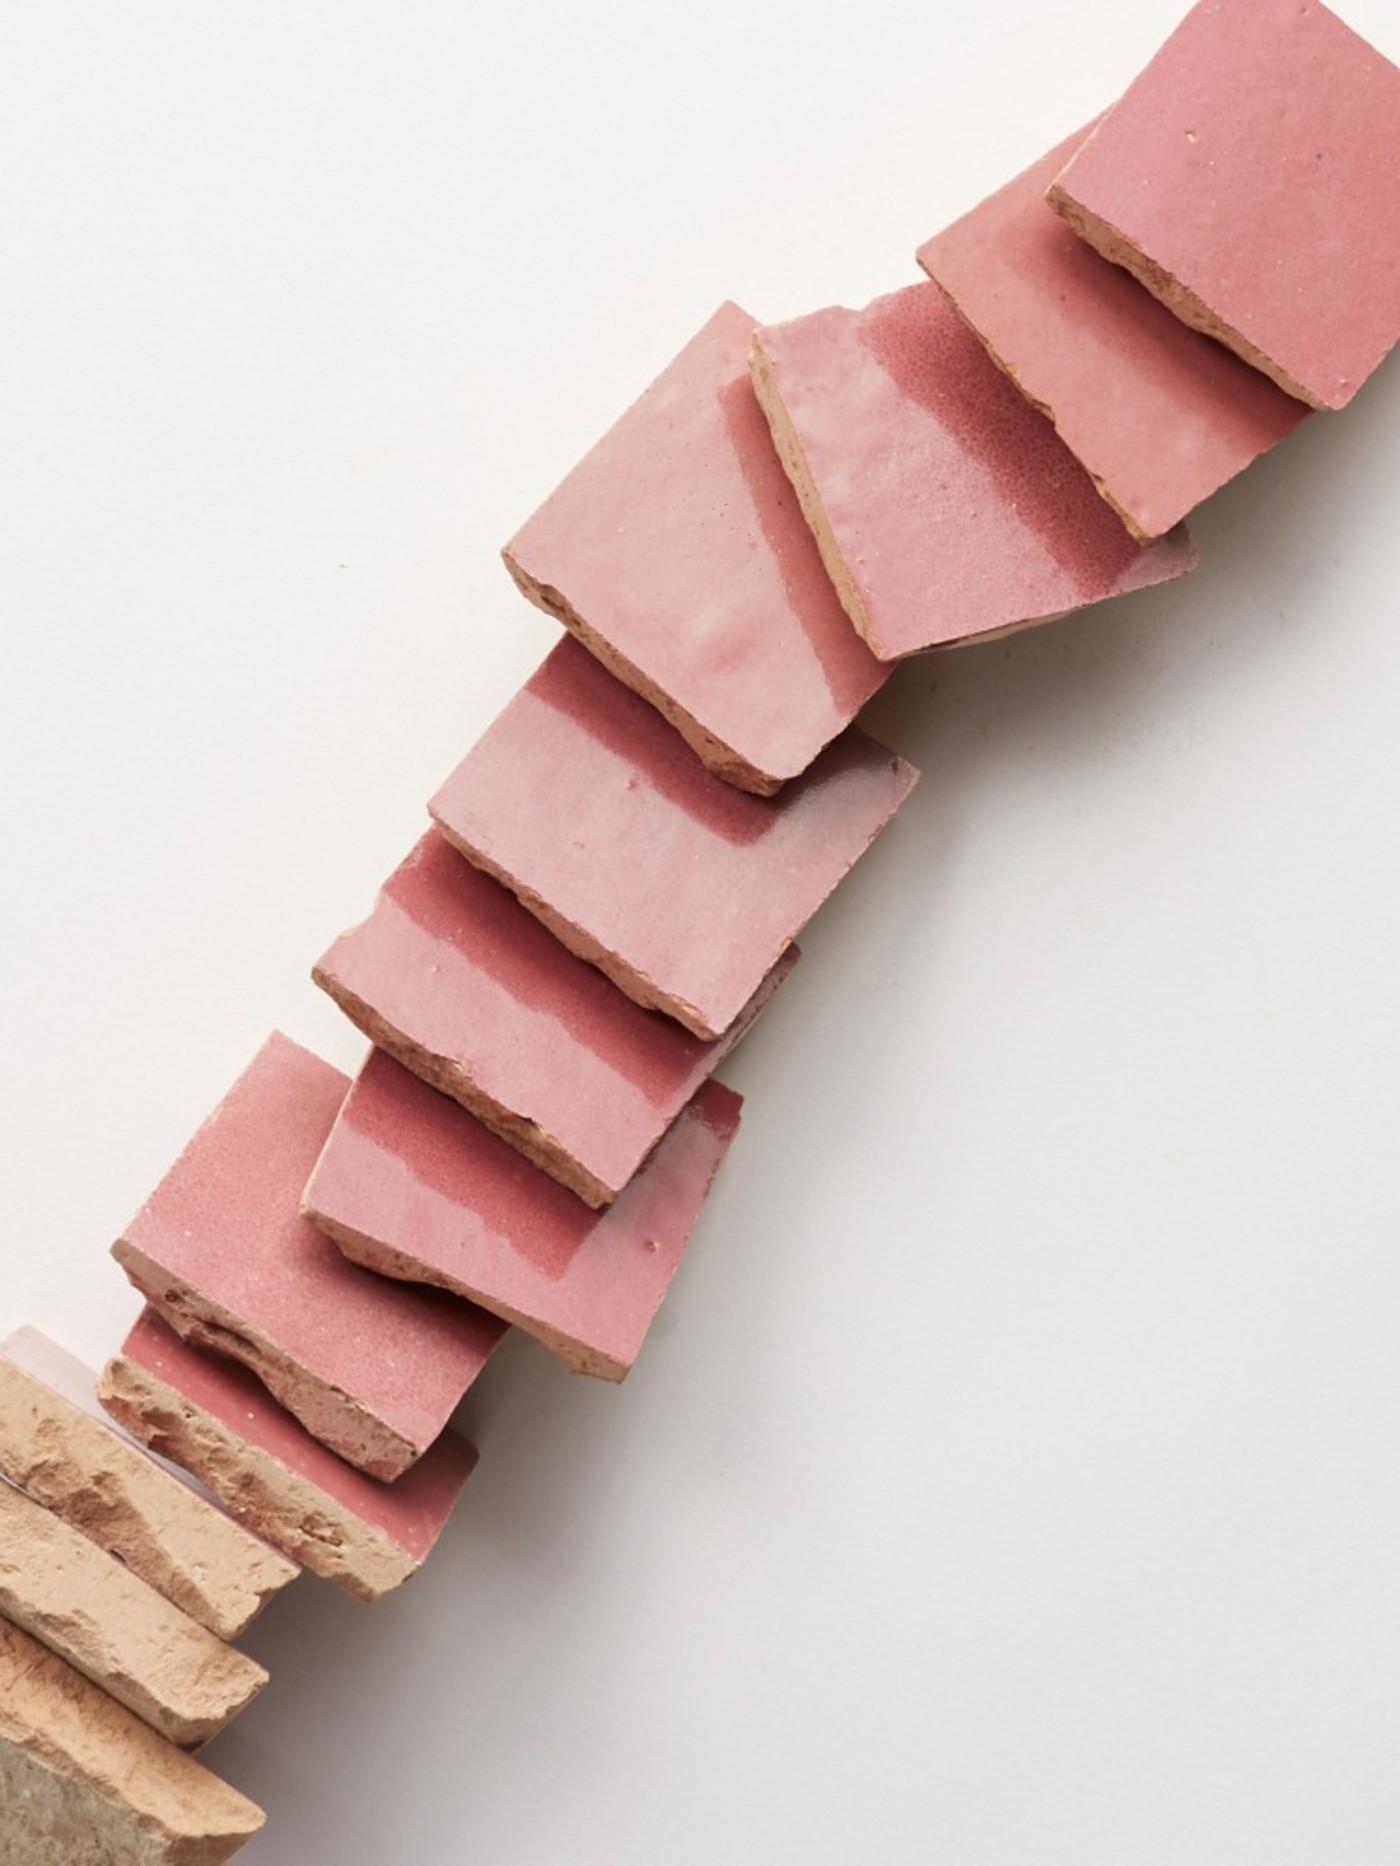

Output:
xmin=750 ymin=281 xmax=1198 ymax=660
xmin=314 ymin=827 xmax=796 ymax=1207
xmin=99 ymin=1309 xmax=478 ymax=1604
xmin=429 ymin=635 xmax=916 ymax=1040
xmin=503 ymin=301 xmax=889 ymax=794
xmin=304 ymin=1048 xmax=742 ymax=1381
xmin=1047 ymin=0 xmax=1400 ymax=409
xmin=0 ymin=1328 xmax=297 ymax=1638
xmin=110 ymin=1032 xmax=505 ymax=1481
xmin=917 ymin=123 xmax=1308 ymax=540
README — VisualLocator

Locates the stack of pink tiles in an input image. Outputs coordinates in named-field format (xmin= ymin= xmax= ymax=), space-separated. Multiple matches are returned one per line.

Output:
xmin=4 ymin=0 xmax=1398 ymax=1857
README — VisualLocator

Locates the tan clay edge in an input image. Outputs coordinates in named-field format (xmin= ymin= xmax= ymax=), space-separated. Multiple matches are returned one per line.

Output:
xmin=310 ymin=964 xmax=617 ymax=1208
xmin=427 ymin=818 xmax=724 ymax=1042
xmin=1046 ymin=184 xmax=1325 ymax=410
xmin=501 ymin=551 xmax=788 ymax=797
xmin=748 ymin=335 xmax=884 ymax=655
xmin=111 ymin=1244 xmax=419 ymax=1483
xmin=0 ymin=1355 xmax=296 ymax=1641
xmin=96 ymin=1359 xmax=419 ymax=1605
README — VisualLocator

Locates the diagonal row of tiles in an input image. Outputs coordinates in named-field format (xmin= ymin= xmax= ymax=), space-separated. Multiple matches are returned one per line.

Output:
xmin=4 ymin=0 xmax=1398 ymax=1856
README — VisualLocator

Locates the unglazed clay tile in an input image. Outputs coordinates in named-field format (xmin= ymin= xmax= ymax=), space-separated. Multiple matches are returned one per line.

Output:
xmin=0 ymin=1482 xmax=267 ymax=1748
xmin=313 ymin=827 xmax=797 ymax=1208
xmin=98 ymin=1309 xmax=478 ymax=1604
xmin=749 ymin=281 xmax=1198 ymax=660
xmin=304 ymin=1048 xmax=742 ymax=1381
xmin=0 ymin=1328 xmax=297 ymax=1639
xmin=502 ymin=302 xmax=888 ymax=795
xmin=1047 ymin=0 xmax=1400 ymax=410
xmin=429 ymin=636 xmax=916 ymax=1040
xmin=917 ymin=124 xmax=1308 ymax=540
xmin=0 ymin=1617 xmax=264 ymax=1865
xmin=110 ymin=1033 xmax=504 ymax=1482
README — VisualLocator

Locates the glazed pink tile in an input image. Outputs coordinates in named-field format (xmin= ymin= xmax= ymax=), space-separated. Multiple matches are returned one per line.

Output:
xmin=313 ymin=828 xmax=796 ymax=1207
xmin=503 ymin=302 xmax=888 ymax=795
xmin=304 ymin=1049 xmax=741 ymax=1381
xmin=750 ymin=282 xmax=1198 ymax=660
xmin=110 ymin=1032 xmax=505 ymax=1480
xmin=1048 ymin=0 xmax=1400 ymax=410
xmin=428 ymin=636 xmax=916 ymax=1040
xmin=99 ymin=1309 xmax=478 ymax=1603
xmin=917 ymin=125 xmax=1308 ymax=540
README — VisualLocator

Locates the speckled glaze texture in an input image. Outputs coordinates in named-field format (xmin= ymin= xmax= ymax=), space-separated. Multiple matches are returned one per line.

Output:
xmin=429 ymin=636 xmax=916 ymax=1040
xmin=503 ymin=302 xmax=887 ymax=791
xmin=918 ymin=126 xmax=1308 ymax=539
xmin=305 ymin=1050 xmax=742 ymax=1381
xmin=313 ymin=828 xmax=794 ymax=1204
xmin=112 ymin=1032 xmax=505 ymax=1476
xmin=107 ymin=1309 xmax=476 ymax=1563
xmin=753 ymin=283 xmax=1197 ymax=659
xmin=1049 ymin=0 xmax=1400 ymax=409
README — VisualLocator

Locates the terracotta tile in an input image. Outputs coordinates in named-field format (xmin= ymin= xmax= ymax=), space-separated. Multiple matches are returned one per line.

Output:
xmin=313 ymin=828 xmax=796 ymax=1207
xmin=110 ymin=1033 xmax=505 ymax=1481
xmin=98 ymin=1309 xmax=478 ymax=1604
xmin=918 ymin=124 xmax=1308 ymax=540
xmin=750 ymin=281 xmax=1198 ymax=660
xmin=1047 ymin=0 xmax=1400 ymax=410
xmin=429 ymin=636 xmax=916 ymax=1040
xmin=305 ymin=1049 xmax=742 ymax=1381
xmin=0 ymin=1617 xmax=263 ymax=1864
xmin=0 ymin=1328 xmax=297 ymax=1639
xmin=503 ymin=302 xmax=888 ymax=794
xmin=0 ymin=1481 xmax=267 ymax=1748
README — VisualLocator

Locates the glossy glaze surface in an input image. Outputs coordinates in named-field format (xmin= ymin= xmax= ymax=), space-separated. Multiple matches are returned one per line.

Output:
xmin=113 ymin=1309 xmax=476 ymax=1559
xmin=755 ymin=283 xmax=1197 ymax=659
xmin=1050 ymin=0 xmax=1400 ymax=409
xmin=504 ymin=302 xmax=887 ymax=788
xmin=314 ymin=829 xmax=794 ymax=1199
xmin=919 ymin=126 xmax=1308 ymax=539
xmin=305 ymin=1051 xmax=741 ymax=1378
xmin=115 ymin=1032 xmax=505 ymax=1460
xmin=429 ymin=636 xmax=916 ymax=1039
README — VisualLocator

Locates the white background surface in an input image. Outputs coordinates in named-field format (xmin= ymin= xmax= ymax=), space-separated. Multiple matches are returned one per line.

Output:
xmin=3 ymin=3 xmax=1400 ymax=1861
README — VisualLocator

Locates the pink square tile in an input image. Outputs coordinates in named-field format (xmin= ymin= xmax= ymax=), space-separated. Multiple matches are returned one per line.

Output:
xmin=918 ymin=124 xmax=1308 ymax=540
xmin=1048 ymin=0 xmax=1400 ymax=409
xmin=304 ymin=1049 xmax=741 ymax=1381
xmin=751 ymin=282 xmax=1198 ymax=660
xmin=111 ymin=1032 xmax=505 ymax=1480
xmin=99 ymin=1308 xmax=478 ymax=1603
xmin=503 ymin=302 xmax=888 ymax=794
xmin=313 ymin=828 xmax=796 ymax=1208
xmin=428 ymin=636 xmax=917 ymax=1040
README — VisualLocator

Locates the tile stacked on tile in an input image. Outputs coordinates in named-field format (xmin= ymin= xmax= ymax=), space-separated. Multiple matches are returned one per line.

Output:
xmin=110 ymin=1031 xmax=506 ymax=1480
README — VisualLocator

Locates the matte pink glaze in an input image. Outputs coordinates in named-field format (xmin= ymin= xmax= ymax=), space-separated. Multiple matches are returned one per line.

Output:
xmin=429 ymin=637 xmax=916 ymax=1040
xmin=3 ymin=1328 xmax=112 ymax=1424
xmin=1051 ymin=0 xmax=1400 ymax=409
xmin=504 ymin=302 xmax=887 ymax=786
xmin=755 ymin=283 xmax=1198 ymax=659
xmin=313 ymin=828 xmax=796 ymax=1200
xmin=114 ymin=1033 xmax=505 ymax=1464
xmin=918 ymin=126 xmax=1308 ymax=539
xmin=304 ymin=1050 xmax=741 ymax=1377
xmin=114 ymin=1309 xmax=475 ymax=1561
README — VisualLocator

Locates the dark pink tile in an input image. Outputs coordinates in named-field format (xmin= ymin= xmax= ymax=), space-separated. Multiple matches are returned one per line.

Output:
xmin=750 ymin=282 xmax=1198 ymax=660
xmin=918 ymin=124 xmax=1308 ymax=540
xmin=305 ymin=1049 xmax=742 ymax=1381
xmin=503 ymin=302 xmax=888 ymax=794
xmin=313 ymin=828 xmax=796 ymax=1207
xmin=1048 ymin=0 xmax=1400 ymax=409
xmin=99 ymin=1309 xmax=477 ymax=1602
xmin=111 ymin=1032 xmax=505 ymax=1480
xmin=429 ymin=637 xmax=916 ymax=1040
